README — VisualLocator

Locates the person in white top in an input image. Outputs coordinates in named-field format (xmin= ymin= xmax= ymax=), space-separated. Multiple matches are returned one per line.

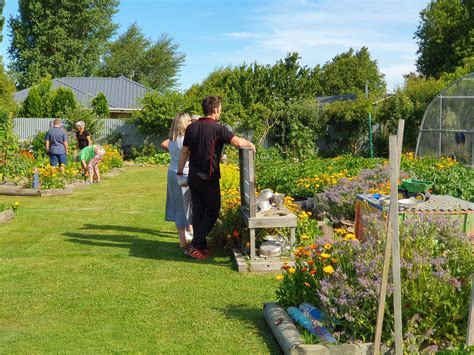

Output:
xmin=162 ymin=113 xmax=193 ymax=247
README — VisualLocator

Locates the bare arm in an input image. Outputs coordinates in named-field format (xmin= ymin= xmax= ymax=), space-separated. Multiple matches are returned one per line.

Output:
xmin=45 ymin=140 xmax=50 ymax=153
xmin=64 ymin=140 xmax=68 ymax=155
xmin=230 ymin=136 xmax=256 ymax=153
xmin=177 ymin=146 xmax=190 ymax=175
xmin=161 ymin=139 xmax=170 ymax=151
xmin=87 ymin=135 xmax=92 ymax=146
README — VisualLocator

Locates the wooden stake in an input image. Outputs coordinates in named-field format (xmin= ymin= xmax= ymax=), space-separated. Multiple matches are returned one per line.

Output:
xmin=389 ymin=135 xmax=403 ymax=355
xmin=467 ymin=273 xmax=474 ymax=346
xmin=373 ymin=120 xmax=404 ymax=354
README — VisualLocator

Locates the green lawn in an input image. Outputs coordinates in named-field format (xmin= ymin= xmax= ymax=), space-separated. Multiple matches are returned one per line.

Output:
xmin=0 ymin=166 xmax=280 ymax=354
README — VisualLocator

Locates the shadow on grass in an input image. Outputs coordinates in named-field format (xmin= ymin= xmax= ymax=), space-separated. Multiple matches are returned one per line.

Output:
xmin=79 ymin=224 xmax=176 ymax=238
xmin=63 ymin=224 xmax=233 ymax=267
xmin=217 ymin=304 xmax=282 ymax=354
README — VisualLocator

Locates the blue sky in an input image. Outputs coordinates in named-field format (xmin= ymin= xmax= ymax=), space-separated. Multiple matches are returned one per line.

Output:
xmin=0 ymin=0 xmax=429 ymax=92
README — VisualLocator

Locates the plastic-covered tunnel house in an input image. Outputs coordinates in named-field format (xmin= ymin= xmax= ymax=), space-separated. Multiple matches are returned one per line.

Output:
xmin=416 ymin=72 xmax=474 ymax=166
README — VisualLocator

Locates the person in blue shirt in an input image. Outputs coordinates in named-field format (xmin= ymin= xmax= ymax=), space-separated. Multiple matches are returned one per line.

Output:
xmin=45 ymin=118 xmax=68 ymax=172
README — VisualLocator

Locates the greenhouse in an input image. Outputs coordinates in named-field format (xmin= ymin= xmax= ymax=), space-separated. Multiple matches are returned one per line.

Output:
xmin=416 ymin=72 xmax=474 ymax=166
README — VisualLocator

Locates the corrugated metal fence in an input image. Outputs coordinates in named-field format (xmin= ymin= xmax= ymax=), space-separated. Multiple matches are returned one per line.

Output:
xmin=13 ymin=118 xmax=164 ymax=148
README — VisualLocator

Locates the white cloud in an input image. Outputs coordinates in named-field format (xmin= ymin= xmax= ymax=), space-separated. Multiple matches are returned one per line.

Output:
xmin=214 ymin=0 xmax=428 ymax=90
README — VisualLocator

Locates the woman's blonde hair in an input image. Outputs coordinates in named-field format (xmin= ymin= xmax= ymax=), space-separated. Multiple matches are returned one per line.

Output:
xmin=169 ymin=112 xmax=191 ymax=140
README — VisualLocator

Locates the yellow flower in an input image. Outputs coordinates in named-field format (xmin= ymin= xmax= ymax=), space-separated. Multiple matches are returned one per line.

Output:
xmin=321 ymin=253 xmax=331 ymax=259
xmin=275 ymin=274 xmax=284 ymax=281
xmin=300 ymin=234 xmax=309 ymax=241
xmin=323 ymin=265 xmax=334 ymax=274
xmin=288 ymin=267 xmax=296 ymax=274
xmin=324 ymin=243 xmax=332 ymax=250
xmin=14 ymin=202 xmax=20 ymax=206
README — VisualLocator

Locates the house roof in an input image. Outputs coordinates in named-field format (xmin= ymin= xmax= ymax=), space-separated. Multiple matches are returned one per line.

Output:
xmin=316 ymin=94 xmax=357 ymax=106
xmin=14 ymin=76 xmax=154 ymax=111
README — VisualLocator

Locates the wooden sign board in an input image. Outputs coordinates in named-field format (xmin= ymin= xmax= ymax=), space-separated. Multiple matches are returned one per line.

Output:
xmin=239 ymin=147 xmax=256 ymax=217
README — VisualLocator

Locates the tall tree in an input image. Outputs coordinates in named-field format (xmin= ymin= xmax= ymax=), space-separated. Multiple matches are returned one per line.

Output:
xmin=415 ymin=0 xmax=473 ymax=78
xmin=0 ymin=0 xmax=5 ymax=44
xmin=320 ymin=47 xmax=386 ymax=96
xmin=8 ymin=0 xmax=119 ymax=89
xmin=99 ymin=23 xmax=185 ymax=92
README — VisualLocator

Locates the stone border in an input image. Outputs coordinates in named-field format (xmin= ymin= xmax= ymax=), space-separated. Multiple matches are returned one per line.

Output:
xmin=0 ymin=168 xmax=124 ymax=197
xmin=263 ymin=303 xmax=392 ymax=355
xmin=0 ymin=209 xmax=15 ymax=224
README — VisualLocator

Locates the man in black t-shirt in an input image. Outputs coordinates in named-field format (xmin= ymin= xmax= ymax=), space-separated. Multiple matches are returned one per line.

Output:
xmin=177 ymin=96 xmax=255 ymax=260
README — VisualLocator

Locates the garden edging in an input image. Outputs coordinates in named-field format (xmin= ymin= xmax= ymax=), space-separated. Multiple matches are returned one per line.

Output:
xmin=0 ymin=209 xmax=15 ymax=224
xmin=264 ymin=302 xmax=392 ymax=355
xmin=0 ymin=168 xmax=124 ymax=197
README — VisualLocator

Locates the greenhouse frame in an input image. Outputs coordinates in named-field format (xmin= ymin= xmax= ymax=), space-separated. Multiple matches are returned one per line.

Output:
xmin=416 ymin=72 xmax=474 ymax=166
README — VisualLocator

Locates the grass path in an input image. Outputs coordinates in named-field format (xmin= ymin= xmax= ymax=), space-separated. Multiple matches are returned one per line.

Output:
xmin=0 ymin=166 xmax=280 ymax=354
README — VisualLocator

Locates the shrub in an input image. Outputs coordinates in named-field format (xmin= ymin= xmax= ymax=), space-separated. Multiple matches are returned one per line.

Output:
xmin=51 ymin=87 xmax=77 ymax=117
xmin=91 ymin=92 xmax=109 ymax=117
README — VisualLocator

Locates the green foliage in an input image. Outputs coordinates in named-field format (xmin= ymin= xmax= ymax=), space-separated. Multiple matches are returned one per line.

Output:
xmin=0 ymin=0 xmax=5 ymax=45
xmin=415 ymin=0 xmax=473 ymax=78
xmin=0 ymin=109 xmax=19 ymax=176
xmin=185 ymin=53 xmax=325 ymax=158
xmin=130 ymin=91 xmax=190 ymax=136
xmin=30 ymin=131 xmax=47 ymax=159
xmin=19 ymin=76 xmax=53 ymax=117
xmin=51 ymin=87 xmax=77 ymax=118
xmin=272 ymin=98 xmax=324 ymax=159
xmin=8 ymin=0 xmax=119 ymax=89
xmin=320 ymin=47 xmax=386 ymax=96
xmin=320 ymin=96 xmax=372 ymax=155
xmin=0 ymin=66 xmax=17 ymax=114
xmin=375 ymin=75 xmax=445 ymax=152
xmin=91 ymin=92 xmax=109 ymax=117
xmin=99 ymin=23 xmax=185 ymax=92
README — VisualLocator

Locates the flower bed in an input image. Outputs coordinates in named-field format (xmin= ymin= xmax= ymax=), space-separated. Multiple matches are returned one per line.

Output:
xmin=0 ymin=145 xmax=123 ymax=191
xmin=274 ymin=215 xmax=473 ymax=352
xmin=256 ymin=151 xmax=473 ymax=202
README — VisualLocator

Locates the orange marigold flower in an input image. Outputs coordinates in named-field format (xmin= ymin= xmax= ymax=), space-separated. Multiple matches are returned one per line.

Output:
xmin=301 ymin=267 xmax=308 ymax=272
xmin=307 ymin=260 xmax=315 ymax=266
xmin=309 ymin=243 xmax=317 ymax=250
xmin=281 ymin=265 xmax=290 ymax=270
xmin=310 ymin=269 xmax=317 ymax=275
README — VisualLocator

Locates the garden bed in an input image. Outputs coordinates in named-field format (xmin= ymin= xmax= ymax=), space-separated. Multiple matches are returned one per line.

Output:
xmin=0 ymin=168 xmax=123 ymax=197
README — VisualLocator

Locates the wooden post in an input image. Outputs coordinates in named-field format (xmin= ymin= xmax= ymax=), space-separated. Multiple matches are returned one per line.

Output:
xmin=373 ymin=121 xmax=404 ymax=354
xmin=389 ymin=135 xmax=403 ymax=355
xmin=467 ymin=274 xmax=474 ymax=346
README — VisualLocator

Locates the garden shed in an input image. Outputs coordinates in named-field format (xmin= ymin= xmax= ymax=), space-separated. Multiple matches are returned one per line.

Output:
xmin=416 ymin=72 xmax=474 ymax=166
